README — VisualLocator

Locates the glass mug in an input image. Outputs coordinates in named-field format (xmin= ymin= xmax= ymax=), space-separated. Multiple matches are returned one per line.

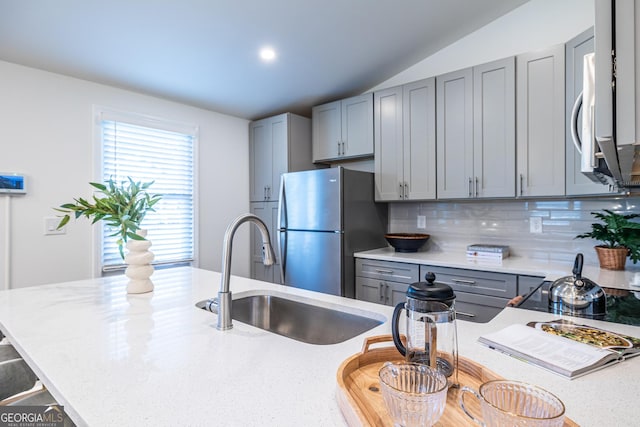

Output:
xmin=379 ymin=362 xmax=448 ymax=427
xmin=458 ymin=380 xmax=566 ymax=427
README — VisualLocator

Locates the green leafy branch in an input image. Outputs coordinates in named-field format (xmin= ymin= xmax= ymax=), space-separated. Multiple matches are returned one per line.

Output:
xmin=55 ymin=178 xmax=162 ymax=259
xmin=576 ymin=209 xmax=640 ymax=263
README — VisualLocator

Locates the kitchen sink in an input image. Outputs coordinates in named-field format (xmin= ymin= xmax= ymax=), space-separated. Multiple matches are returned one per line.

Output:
xmin=195 ymin=292 xmax=384 ymax=345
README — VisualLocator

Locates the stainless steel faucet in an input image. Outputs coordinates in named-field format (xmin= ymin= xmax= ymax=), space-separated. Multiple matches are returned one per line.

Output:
xmin=217 ymin=213 xmax=275 ymax=330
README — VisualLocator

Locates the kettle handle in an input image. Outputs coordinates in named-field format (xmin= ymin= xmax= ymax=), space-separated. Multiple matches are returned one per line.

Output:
xmin=572 ymin=253 xmax=584 ymax=279
xmin=391 ymin=302 xmax=407 ymax=357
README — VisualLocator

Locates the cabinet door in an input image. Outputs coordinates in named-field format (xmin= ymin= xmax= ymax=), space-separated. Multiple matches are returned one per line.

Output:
xmin=386 ymin=281 xmax=409 ymax=307
xmin=516 ymin=45 xmax=565 ymax=197
xmin=404 ymin=78 xmax=437 ymax=200
xmin=436 ymin=68 xmax=474 ymax=199
xmin=270 ymin=114 xmax=288 ymax=201
xmin=356 ymin=277 xmax=385 ymax=305
xmin=473 ymin=57 xmax=516 ymax=198
xmin=374 ymin=86 xmax=404 ymax=201
xmin=342 ymin=93 xmax=374 ymax=158
xmin=249 ymin=118 xmax=272 ymax=202
xmin=250 ymin=201 xmax=280 ymax=283
xmin=312 ymin=100 xmax=341 ymax=162
xmin=565 ymin=28 xmax=612 ymax=196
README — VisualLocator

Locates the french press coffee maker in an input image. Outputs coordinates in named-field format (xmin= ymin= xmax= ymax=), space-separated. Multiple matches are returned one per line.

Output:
xmin=391 ymin=272 xmax=459 ymax=387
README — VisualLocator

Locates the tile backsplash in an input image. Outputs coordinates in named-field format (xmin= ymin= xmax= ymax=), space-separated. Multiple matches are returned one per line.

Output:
xmin=388 ymin=197 xmax=640 ymax=266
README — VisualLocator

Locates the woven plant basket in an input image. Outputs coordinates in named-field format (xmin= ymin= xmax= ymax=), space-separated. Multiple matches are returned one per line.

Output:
xmin=594 ymin=246 xmax=628 ymax=270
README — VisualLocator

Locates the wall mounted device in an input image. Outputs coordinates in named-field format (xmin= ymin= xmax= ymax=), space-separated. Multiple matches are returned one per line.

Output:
xmin=0 ymin=173 xmax=26 ymax=194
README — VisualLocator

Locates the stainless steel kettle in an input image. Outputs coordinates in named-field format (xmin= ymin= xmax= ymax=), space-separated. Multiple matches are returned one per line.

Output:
xmin=548 ymin=253 xmax=606 ymax=319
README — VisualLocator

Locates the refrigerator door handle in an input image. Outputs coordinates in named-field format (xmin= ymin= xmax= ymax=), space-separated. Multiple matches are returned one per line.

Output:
xmin=277 ymin=175 xmax=286 ymax=283
xmin=277 ymin=174 xmax=286 ymax=230
xmin=278 ymin=230 xmax=286 ymax=284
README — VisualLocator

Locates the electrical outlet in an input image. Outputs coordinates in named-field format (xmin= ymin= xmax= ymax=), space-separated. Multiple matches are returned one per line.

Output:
xmin=44 ymin=217 xmax=65 ymax=235
xmin=530 ymin=216 xmax=542 ymax=234
xmin=417 ymin=215 xmax=426 ymax=229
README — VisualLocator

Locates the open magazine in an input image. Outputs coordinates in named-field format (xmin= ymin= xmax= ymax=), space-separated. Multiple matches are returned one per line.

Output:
xmin=478 ymin=319 xmax=640 ymax=379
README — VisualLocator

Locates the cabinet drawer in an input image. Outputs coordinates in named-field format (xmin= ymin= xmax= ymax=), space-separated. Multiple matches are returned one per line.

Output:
xmin=420 ymin=265 xmax=517 ymax=298
xmin=454 ymin=291 xmax=507 ymax=323
xmin=356 ymin=259 xmax=419 ymax=284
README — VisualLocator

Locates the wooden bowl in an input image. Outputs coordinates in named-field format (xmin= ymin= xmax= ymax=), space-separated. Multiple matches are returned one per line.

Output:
xmin=384 ymin=233 xmax=430 ymax=253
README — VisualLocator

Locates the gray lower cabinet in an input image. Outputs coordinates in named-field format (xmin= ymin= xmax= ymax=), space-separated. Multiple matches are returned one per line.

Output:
xmin=419 ymin=265 xmax=543 ymax=323
xmin=421 ymin=265 xmax=518 ymax=299
xmin=356 ymin=258 xmax=544 ymax=323
xmin=250 ymin=201 xmax=280 ymax=284
xmin=420 ymin=265 xmax=515 ymax=322
xmin=355 ymin=259 xmax=419 ymax=306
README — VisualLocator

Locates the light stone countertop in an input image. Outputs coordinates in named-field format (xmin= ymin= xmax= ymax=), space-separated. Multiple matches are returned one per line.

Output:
xmin=0 ymin=267 xmax=639 ymax=426
xmin=355 ymin=247 xmax=640 ymax=291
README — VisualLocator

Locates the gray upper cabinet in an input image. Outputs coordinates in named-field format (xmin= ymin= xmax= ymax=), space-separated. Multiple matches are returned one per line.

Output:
xmin=473 ymin=57 xmax=516 ymax=198
xmin=437 ymin=58 xmax=515 ymax=199
xmin=565 ymin=28 xmax=616 ymax=196
xmin=516 ymin=45 xmax=566 ymax=197
xmin=312 ymin=93 xmax=373 ymax=162
xmin=436 ymin=68 xmax=474 ymax=199
xmin=249 ymin=113 xmax=313 ymax=202
xmin=374 ymin=78 xmax=436 ymax=201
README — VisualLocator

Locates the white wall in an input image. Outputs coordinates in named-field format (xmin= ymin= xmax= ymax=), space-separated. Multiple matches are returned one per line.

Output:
xmin=0 ymin=60 xmax=250 ymax=289
xmin=372 ymin=0 xmax=594 ymax=91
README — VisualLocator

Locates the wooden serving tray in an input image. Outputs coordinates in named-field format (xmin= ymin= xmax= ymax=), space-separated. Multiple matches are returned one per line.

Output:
xmin=336 ymin=335 xmax=578 ymax=427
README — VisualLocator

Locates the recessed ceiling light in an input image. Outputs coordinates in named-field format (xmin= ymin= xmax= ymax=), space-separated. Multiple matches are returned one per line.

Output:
xmin=259 ymin=47 xmax=276 ymax=62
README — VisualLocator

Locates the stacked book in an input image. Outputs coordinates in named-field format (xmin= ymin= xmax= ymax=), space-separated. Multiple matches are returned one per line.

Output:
xmin=466 ymin=244 xmax=510 ymax=260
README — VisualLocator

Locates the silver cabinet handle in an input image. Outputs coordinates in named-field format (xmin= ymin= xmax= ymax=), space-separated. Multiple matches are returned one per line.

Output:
xmin=456 ymin=311 xmax=476 ymax=318
xmin=475 ymin=177 xmax=479 ymax=198
xmin=452 ymin=278 xmax=476 ymax=285
xmin=337 ymin=141 xmax=341 ymax=156
xmin=379 ymin=282 xmax=385 ymax=302
xmin=404 ymin=182 xmax=409 ymax=199
xmin=342 ymin=141 xmax=346 ymax=156
xmin=519 ymin=174 xmax=524 ymax=196
xmin=468 ymin=177 xmax=472 ymax=197
xmin=375 ymin=268 xmax=394 ymax=274
xmin=385 ymin=283 xmax=390 ymax=303
xmin=266 ymin=185 xmax=271 ymax=200
xmin=399 ymin=182 xmax=404 ymax=199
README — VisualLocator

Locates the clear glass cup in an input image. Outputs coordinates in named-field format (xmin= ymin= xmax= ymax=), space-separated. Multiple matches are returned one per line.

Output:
xmin=459 ymin=380 xmax=566 ymax=427
xmin=379 ymin=362 xmax=448 ymax=427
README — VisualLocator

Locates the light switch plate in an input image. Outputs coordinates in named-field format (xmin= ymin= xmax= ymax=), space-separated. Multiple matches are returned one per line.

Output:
xmin=417 ymin=215 xmax=426 ymax=229
xmin=44 ymin=217 xmax=65 ymax=235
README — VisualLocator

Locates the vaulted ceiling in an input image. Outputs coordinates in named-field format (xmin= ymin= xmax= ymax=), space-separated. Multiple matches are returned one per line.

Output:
xmin=0 ymin=0 xmax=528 ymax=119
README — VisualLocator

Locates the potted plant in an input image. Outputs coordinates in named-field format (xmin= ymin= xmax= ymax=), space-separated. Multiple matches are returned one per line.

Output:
xmin=55 ymin=177 xmax=162 ymax=259
xmin=575 ymin=209 xmax=640 ymax=270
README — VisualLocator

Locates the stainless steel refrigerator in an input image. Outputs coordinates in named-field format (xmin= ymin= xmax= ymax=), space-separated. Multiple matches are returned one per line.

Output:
xmin=278 ymin=167 xmax=387 ymax=298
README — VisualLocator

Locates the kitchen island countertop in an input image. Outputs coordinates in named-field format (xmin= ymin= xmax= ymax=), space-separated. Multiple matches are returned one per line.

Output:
xmin=0 ymin=267 xmax=639 ymax=426
xmin=355 ymin=247 xmax=640 ymax=291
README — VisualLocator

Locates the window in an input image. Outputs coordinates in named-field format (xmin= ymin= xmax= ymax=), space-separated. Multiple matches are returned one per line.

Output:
xmin=96 ymin=107 xmax=197 ymax=271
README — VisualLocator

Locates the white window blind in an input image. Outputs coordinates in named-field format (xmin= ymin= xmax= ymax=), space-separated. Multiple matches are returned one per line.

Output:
xmin=101 ymin=117 xmax=195 ymax=271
